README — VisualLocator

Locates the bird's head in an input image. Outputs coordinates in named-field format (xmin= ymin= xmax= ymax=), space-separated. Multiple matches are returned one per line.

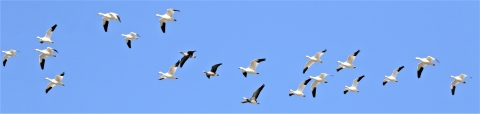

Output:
xmin=344 ymin=86 xmax=349 ymax=88
xmin=305 ymin=55 xmax=310 ymax=58
xmin=239 ymin=67 xmax=244 ymax=70
xmin=337 ymin=61 xmax=342 ymax=64
xmin=158 ymin=72 xmax=164 ymax=74
xmin=308 ymin=76 xmax=314 ymax=79
xmin=36 ymin=36 xmax=41 ymax=39
xmin=203 ymin=71 xmax=207 ymax=73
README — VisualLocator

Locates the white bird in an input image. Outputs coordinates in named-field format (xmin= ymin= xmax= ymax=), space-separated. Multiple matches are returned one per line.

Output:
xmin=239 ymin=58 xmax=266 ymax=78
xmin=36 ymin=24 xmax=57 ymax=44
xmin=337 ymin=50 xmax=360 ymax=72
xmin=203 ymin=63 xmax=222 ymax=79
xmin=450 ymin=73 xmax=471 ymax=95
xmin=308 ymin=73 xmax=333 ymax=98
xmin=45 ymin=72 xmax=65 ymax=94
xmin=289 ymin=78 xmax=312 ymax=97
xmin=179 ymin=50 xmax=196 ymax=68
xmin=241 ymin=84 xmax=265 ymax=104
xmin=2 ymin=49 xmax=19 ymax=67
xmin=121 ymin=32 xmax=140 ymax=48
xmin=303 ymin=49 xmax=327 ymax=74
xmin=344 ymin=75 xmax=365 ymax=94
xmin=35 ymin=47 xmax=58 ymax=70
xmin=383 ymin=66 xmax=404 ymax=86
xmin=415 ymin=56 xmax=440 ymax=78
xmin=155 ymin=8 xmax=180 ymax=33
xmin=98 ymin=12 xmax=121 ymax=32
xmin=158 ymin=60 xmax=181 ymax=80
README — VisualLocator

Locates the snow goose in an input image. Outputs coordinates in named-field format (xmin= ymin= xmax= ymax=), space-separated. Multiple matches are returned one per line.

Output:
xmin=415 ymin=56 xmax=440 ymax=78
xmin=45 ymin=72 xmax=65 ymax=94
xmin=303 ymin=49 xmax=327 ymax=74
xmin=309 ymin=73 xmax=333 ymax=98
xmin=344 ymin=75 xmax=365 ymax=94
xmin=36 ymin=24 xmax=57 ymax=44
xmin=289 ymin=78 xmax=312 ymax=97
xmin=35 ymin=47 xmax=58 ymax=70
xmin=121 ymin=32 xmax=140 ymax=48
xmin=179 ymin=50 xmax=196 ymax=68
xmin=383 ymin=66 xmax=404 ymax=86
xmin=239 ymin=58 xmax=266 ymax=78
xmin=203 ymin=63 xmax=222 ymax=79
xmin=158 ymin=60 xmax=181 ymax=80
xmin=98 ymin=12 xmax=121 ymax=32
xmin=242 ymin=84 xmax=265 ymax=104
xmin=336 ymin=50 xmax=360 ymax=72
xmin=2 ymin=49 xmax=19 ymax=67
xmin=450 ymin=73 xmax=471 ymax=95
xmin=155 ymin=8 xmax=180 ymax=33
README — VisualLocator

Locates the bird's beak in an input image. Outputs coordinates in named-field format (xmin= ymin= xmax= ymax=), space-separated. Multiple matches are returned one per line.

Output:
xmin=53 ymin=49 xmax=58 ymax=53
xmin=330 ymin=75 xmax=334 ymax=77
xmin=435 ymin=59 xmax=440 ymax=63
xmin=17 ymin=51 xmax=20 ymax=52
xmin=173 ymin=9 xmax=180 ymax=12
xmin=137 ymin=34 xmax=141 ymax=37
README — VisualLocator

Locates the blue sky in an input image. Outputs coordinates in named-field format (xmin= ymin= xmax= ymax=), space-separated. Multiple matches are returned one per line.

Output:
xmin=1 ymin=1 xmax=479 ymax=113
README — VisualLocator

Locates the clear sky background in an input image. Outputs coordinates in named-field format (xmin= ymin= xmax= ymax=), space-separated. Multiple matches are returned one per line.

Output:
xmin=1 ymin=0 xmax=479 ymax=113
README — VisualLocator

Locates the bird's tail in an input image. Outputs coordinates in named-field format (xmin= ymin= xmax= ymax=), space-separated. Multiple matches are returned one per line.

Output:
xmin=415 ymin=57 xmax=421 ymax=60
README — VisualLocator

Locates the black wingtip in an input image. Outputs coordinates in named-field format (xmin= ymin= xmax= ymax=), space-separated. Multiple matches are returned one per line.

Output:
xmin=60 ymin=72 xmax=65 ymax=76
xmin=344 ymin=90 xmax=348 ymax=94
xmin=243 ymin=72 xmax=247 ymax=77
xmin=3 ymin=59 xmax=6 ymax=67
xmin=383 ymin=81 xmax=387 ymax=86
xmin=322 ymin=49 xmax=327 ymax=53
xmin=304 ymin=78 xmax=312 ymax=85
xmin=357 ymin=75 xmax=365 ymax=82
xmin=303 ymin=67 xmax=308 ymax=74
xmin=398 ymin=66 xmax=404 ymax=72
xmin=451 ymin=86 xmax=456 ymax=95
xmin=175 ymin=60 xmax=181 ymax=67
xmin=51 ymin=24 xmax=58 ymax=32
xmin=312 ymin=87 xmax=317 ymax=98
xmin=417 ymin=67 xmax=424 ymax=78
xmin=353 ymin=50 xmax=360 ymax=56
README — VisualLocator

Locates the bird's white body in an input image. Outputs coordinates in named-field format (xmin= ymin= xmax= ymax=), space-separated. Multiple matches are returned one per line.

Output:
xmin=239 ymin=58 xmax=266 ymax=77
xmin=242 ymin=97 xmax=259 ymax=104
xmin=156 ymin=8 xmax=180 ymax=33
xmin=309 ymin=73 xmax=331 ymax=89
xmin=37 ymin=24 xmax=57 ymax=44
xmin=35 ymin=47 xmax=57 ymax=61
xmin=344 ymin=75 xmax=364 ymax=94
xmin=336 ymin=50 xmax=360 ymax=72
xmin=45 ymin=72 xmax=65 ymax=94
xmin=99 ymin=12 xmax=120 ymax=22
xmin=159 ymin=61 xmax=180 ymax=80
xmin=289 ymin=79 xmax=311 ymax=97
xmin=241 ymin=84 xmax=265 ymax=105
xmin=450 ymin=73 xmax=469 ymax=95
xmin=2 ymin=50 xmax=18 ymax=60
xmin=383 ymin=66 xmax=404 ymax=86
xmin=415 ymin=56 xmax=440 ymax=78
xmin=303 ymin=49 xmax=326 ymax=74
xmin=122 ymin=32 xmax=140 ymax=40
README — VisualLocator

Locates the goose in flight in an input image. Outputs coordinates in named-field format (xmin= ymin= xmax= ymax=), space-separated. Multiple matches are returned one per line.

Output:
xmin=2 ymin=49 xmax=19 ymax=67
xmin=179 ymin=50 xmax=196 ymax=68
xmin=35 ymin=47 xmax=58 ymax=70
xmin=382 ymin=66 xmax=404 ymax=86
xmin=241 ymin=84 xmax=265 ymax=104
xmin=303 ymin=49 xmax=327 ymax=74
xmin=155 ymin=8 xmax=180 ymax=33
xmin=336 ymin=50 xmax=360 ymax=72
xmin=289 ymin=78 xmax=312 ymax=97
xmin=36 ymin=24 xmax=57 ymax=44
xmin=121 ymin=32 xmax=140 ymax=48
xmin=344 ymin=75 xmax=365 ymax=94
xmin=239 ymin=58 xmax=266 ymax=78
xmin=98 ymin=12 xmax=121 ymax=32
xmin=158 ymin=60 xmax=181 ymax=80
xmin=309 ymin=73 xmax=333 ymax=98
xmin=450 ymin=73 xmax=471 ymax=95
xmin=45 ymin=72 xmax=65 ymax=94
xmin=415 ymin=56 xmax=440 ymax=78
xmin=203 ymin=63 xmax=222 ymax=79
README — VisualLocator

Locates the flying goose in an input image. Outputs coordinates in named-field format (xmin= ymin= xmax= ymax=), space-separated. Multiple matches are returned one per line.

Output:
xmin=155 ymin=8 xmax=180 ymax=33
xmin=303 ymin=49 xmax=327 ymax=74
xmin=158 ymin=60 xmax=181 ymax=80
xmin=36 ymin=24 xmax=57 ymax=44
xmin=450 ymin=73 xmax=471 ymax=95
xmin=98 ymin=12 xmax=121 ymax=32
xmin=344 ymin=75 xmax=365 ymax=94
xmin=383 ymin=66 xmax=404 ymax=86
xmin=2 ymin=49 xmax=19 ymax=67
xmin=289 ymin=78 xmax=312 ymax=97
xmin=239 ymin=58 xmax=266 ymax=77
xmin=179 ymin=50 xmax=196 ymax=68
xmin=203 ymin=63 xmax=222 ymax=79
xmin=336 ymin=50 xmax=360 ymax=72
xmin=309 ymin=73 xmax=333 ymax=98
xmin=241 ymin=84 xmax=265 ymax=104
xmin=45 ymin=72 xmax=65 ymax=94
xmin=121 ymin=32 xmax=140 ymax=48
xmin=35 ymin=47 xmax=58 ymax=70
xmin=415 ymin=56 xmax=440 ymax=78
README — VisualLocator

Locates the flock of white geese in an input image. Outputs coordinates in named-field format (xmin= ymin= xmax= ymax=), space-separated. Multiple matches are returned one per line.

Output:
xmin=1 ymin=8 xmax=473 ymax=104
